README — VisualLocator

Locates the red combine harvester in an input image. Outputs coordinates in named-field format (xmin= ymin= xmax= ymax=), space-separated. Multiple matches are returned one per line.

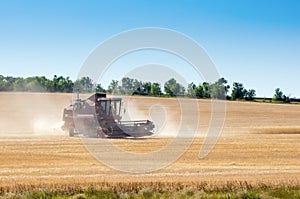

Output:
xmin=62 ymin=93 xmax=154 ymax=138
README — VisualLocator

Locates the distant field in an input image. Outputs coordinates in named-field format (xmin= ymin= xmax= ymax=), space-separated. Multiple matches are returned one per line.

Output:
xmin=0 ymin=92 xmax=299 ymax=197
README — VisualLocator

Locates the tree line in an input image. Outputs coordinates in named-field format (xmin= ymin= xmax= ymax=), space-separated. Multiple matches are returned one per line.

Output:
xmin=0 ymin=75 xmax=293 ymax=102
xmin=0 ymin=75 xmax=105 ymax=93
xmin=106 ymin=77 xmax=265 ymax=101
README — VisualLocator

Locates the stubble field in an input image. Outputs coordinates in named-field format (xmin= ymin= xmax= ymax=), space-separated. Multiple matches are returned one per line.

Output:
xmin=0 ymin=92 xmax=299 ymax=197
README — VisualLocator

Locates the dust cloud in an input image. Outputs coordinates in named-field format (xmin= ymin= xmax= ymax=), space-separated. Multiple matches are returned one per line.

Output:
xmin=0 ymin=92 xmax=194 ymax=138
xmin=31 ymin=116 xmax=65 ymax=135
xmin=0 ymin=92 xmax=71 ymax=136
xmin=122 ymin=96 xmax=198 ymax=137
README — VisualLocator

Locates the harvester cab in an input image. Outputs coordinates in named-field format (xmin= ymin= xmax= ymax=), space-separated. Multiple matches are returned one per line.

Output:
xmin=95 ymin=97 xmax=122 ymax=121
xmin=62 ymin=93 xmax=154 ymax=138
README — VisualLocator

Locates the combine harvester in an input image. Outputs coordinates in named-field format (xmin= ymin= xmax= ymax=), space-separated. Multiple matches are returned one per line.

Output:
xmin=62 ymin=93 xmax=154 ymax=138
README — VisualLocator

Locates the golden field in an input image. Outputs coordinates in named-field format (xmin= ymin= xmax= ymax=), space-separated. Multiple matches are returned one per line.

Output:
xmin=0 ymin=92 xmax=299 ymax=189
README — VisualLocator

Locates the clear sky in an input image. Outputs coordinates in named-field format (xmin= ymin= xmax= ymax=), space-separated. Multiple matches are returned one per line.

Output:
xmin=1 ymin=0 xmax=299 ymax=97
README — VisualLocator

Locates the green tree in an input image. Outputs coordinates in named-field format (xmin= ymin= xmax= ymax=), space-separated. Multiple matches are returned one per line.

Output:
xmin=13 ymin=77 xmax=26 ymax=91
xmin=0 ymin=76 xmax=15 ymax=91
xmin=273 ymin=88 xmax=290 ymax=103
xmin=64 ymin=77 xmax=74 ymax=92
xmin=1 ymin=75 xmax=75 ymax=93
xmin=107 ymin=80 xmax=120 ymax=94
xmin=282 ymin=95 xmax=290 ymax=103
xmin=245 ymin=89 xmax=256 ymax=100
xmin=132 ymin=79 xmax=142 ymax=95
xmin=56 ymin=76 xmax=65 ymax=92
xmin=202 ymin=82 xmax=211 ymax=98
xmin=164 ymin=78 xmax=185 ymax=96
xmin=210 ymin=83 xmax=224 ymax=99
xmin=231 ymin=82 xmax=246 ymax=100
xmin=36 ymin=76 xmax=48 ymax=89
xmin=273 ymin=88 xmax=283 ymax=101
xmin=0 ymin=75 xmax=5 ymax=91
xmin=141 ymin=82 xmax=151 ymax=95
xmin=74 ymin=77 xmax=94 ymax=93
xmin=25 ymin=76 xmax=46 ymax=92
xmin=187 ymin=82 xmax=196 ymax=98
xmin=52 ymin=75 xmax=59 ymax=91
xmin=150 ymin=82 xmax=162 ymax=96
xmin=121 ymin=77 xmax=134 ymax=95
xmin=95 ymin=83 xmax=106 ymax=93
xmin=210 ymin=78 xmax=230 ymax=99
xmin=195 ymin=85 xmax=204 ymax=98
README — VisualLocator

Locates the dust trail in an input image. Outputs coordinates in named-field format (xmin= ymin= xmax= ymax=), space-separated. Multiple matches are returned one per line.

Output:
xmin=0 ymin=92 xmax=72 ymax=136
xmin=122 ymin=96 xmax=198 ymax=137
xmin=31 ymin=116 xmax=65 ymax=135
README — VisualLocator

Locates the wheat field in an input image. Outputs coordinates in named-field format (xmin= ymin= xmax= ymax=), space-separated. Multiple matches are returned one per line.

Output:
xmin=0 ymin=92 xmax=299 ymax=196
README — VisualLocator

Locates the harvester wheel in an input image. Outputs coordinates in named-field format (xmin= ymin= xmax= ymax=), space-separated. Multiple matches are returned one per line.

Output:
xmin=96 ymin=128 xmax=106 ymax=138
xmin=69 ymin=128 xmax=75 ymax=137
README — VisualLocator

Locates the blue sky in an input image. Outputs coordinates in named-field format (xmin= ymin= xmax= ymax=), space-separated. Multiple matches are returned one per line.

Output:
xmin=0 ymin=0 xmax=299 ymax=97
